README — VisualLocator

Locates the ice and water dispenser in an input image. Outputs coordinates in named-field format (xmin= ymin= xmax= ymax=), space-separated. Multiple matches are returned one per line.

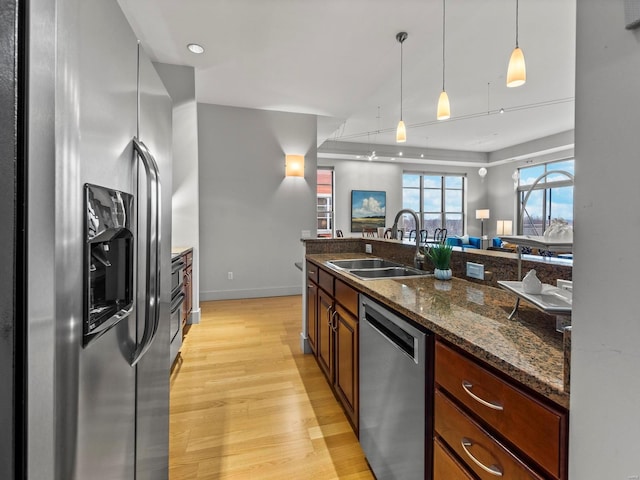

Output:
xmin=84 ymin=184 xmax=134 ymax=346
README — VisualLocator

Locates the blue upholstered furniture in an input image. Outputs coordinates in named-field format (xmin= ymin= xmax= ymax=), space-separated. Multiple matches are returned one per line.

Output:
xmin=446 ymin=236 xmax=482 ymax=249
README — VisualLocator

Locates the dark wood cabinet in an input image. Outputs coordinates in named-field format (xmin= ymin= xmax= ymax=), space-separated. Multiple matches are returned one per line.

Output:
xmin=306 ymin=261 xmax=318 ymax=355
xmin=182 ymin=250 xmax=193 ymax=331
xmin=306 ymin=282 xmax=318 ymax=354
xmin=434 ymin=339 xmax=568 ymax=480
xmin=306 ymin=261 xmax=359 ymax=432
xmin=433 ymin=437 xmax=476 ymax=480
xmin=333 ymin=302 xmax=358 ymax=428
xmin=317 ymin=287 xmax=333 ymax=380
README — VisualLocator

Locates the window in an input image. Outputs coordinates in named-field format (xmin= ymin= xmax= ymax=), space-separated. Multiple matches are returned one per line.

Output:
xmin=402 ymin=172 xmax=466 ymax=236
xmin=317 ymin=168 xmax=334 ymax=237
xmin=517 ymin=159 xmax=574 ymax=235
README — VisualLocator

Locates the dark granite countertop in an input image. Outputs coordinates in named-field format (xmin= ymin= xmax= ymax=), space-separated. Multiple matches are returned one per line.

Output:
xmin=307 ymin=252 xmax=569 ymax=409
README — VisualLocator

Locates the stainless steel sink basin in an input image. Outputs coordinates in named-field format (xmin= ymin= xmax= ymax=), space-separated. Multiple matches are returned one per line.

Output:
xmin=348 ymin=266 xmax=431 ymax=280
xmin=328 ymin=258 xmax=403 ymax=270
xmin=327 ymin=258 xmax=432 ymax=280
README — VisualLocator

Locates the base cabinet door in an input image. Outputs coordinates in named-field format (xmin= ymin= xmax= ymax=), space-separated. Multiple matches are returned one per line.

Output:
xmin=306 ymin=281 xmax=318 ymax=354
xmin=334 ymin=303 xmax=358 ymax=431
xmin=308 ymin=265 xmax=360 ymax=435
xmin=317 ymin=289 xmax=334 ymax=381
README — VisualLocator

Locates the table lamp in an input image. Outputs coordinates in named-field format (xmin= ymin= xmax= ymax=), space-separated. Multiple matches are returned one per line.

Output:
xmin=475 ymin=209 xmax=490 ymax=238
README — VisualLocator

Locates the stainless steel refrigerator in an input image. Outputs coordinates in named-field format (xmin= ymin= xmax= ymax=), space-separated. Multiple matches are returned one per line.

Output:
xmin=0 ymin=0 xmax=173 ymax=478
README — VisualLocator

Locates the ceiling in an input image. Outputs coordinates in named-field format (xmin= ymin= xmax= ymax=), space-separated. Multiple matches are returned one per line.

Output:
xmin=118 ymin=0 xmax=576 ymax=161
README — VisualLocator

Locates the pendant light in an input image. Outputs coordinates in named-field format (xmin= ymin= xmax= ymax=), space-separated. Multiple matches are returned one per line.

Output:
xmin=506 ymin=0 xmax=526 ymax=87
xmin=396 ymin=32 xmax=408 ymax=143
xmin=437 ymin=0 xmax=450 ymax=120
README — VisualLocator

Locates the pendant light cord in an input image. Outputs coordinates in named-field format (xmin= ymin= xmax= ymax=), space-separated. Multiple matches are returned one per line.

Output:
xmin=442 ymin=0 xmax=446 ymax=91
xmin=515 ymin=0 xmax=519 ymax=47
xmin=400 ymin=40 xmax=403 ymax=121
xmin=395 ymin=32 xmax=408 ymax=130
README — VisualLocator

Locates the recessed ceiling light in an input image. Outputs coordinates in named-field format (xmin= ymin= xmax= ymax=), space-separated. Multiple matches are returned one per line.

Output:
xmin=187 ymin=43 xmax=205 ymax=54
xmin=420 ymin=154 xmax=424 ymax=158
xmin=399 ymin=152 xmax=403 ymax=156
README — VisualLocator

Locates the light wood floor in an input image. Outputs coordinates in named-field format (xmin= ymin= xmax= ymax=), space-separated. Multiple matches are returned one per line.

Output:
xmin=169 ymin=295 xmax=374 ymax=480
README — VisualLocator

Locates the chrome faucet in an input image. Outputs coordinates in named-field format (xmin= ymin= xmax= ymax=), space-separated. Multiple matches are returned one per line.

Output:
xmin=391 ymin=208 xmax=425 ymax=269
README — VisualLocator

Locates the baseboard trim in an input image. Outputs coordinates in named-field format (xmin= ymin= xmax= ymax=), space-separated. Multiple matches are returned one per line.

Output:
xmin=188 ymin=307 xmax=201 ymax=324
xmin=300 ymin=332 xmax=312 ymax=354
xmin=200 ymin=286 xmax=302 ymax=301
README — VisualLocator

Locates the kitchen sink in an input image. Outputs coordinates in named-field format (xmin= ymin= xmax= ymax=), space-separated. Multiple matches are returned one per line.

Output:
xmin=328 ymin=258 xmax=403 ymax=270
xmin=348 ymin=266 xmax=431 ymax=280
xmin=328 ymin=258 xmax=432 ymax=280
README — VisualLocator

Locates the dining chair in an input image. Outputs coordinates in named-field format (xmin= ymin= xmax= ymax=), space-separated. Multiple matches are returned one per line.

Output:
xmin=434 ymin=228 xmax=447 ymax=243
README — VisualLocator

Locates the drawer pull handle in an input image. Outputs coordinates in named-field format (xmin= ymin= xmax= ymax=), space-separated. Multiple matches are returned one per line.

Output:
xmin=461 ymin=438 xmax=503 ymax=477
xmin=462 ymin=381 xmax=504 ymax=411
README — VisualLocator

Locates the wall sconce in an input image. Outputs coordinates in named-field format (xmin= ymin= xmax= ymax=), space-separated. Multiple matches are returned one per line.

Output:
xmin=285 ymin=154 xmax=304 ymax=177
xmin=496 ymin=220 xmax=513 ymax=236
xmin=475 ymin=209 xmax=490 ymax=237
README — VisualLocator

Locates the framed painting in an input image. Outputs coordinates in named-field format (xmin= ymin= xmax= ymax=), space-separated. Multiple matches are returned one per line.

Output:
xmin=351 ymin=190 xmax=386 ymax=232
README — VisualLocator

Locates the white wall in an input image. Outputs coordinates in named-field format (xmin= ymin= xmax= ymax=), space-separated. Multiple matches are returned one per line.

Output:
xmin=571 ymin=2 xmax=640 ymax=478
xmin=198 ymin=104 xmax=317 ymax=300
xmin=154 ymin=63 xmax=201 ymax=323
xmin=318 ymin=158 xmax=488 ymax=237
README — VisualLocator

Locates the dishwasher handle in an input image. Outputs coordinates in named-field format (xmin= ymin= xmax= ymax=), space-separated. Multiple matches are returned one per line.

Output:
xmin=364 ymin=307 xmax=420 ymax=364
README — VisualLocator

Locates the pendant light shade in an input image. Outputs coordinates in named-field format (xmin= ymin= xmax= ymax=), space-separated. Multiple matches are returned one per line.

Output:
xmin=507 ymin=0 xmax=526 ymax=88
xmin=507 ymin=46 xmax=526 ymax=87
xmin=395 ymin=32 xmax=408 ymax=143
xmin=396 ymin=120 xmax=407 ymax=143
xmin=437 ymin=91 xmax=450 ymax=120
xmin=437 ymin=0 xmax=450 ymax=120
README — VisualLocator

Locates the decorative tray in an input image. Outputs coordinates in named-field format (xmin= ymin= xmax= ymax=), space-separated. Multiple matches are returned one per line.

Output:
xmin=497 ymin=280 xmax=572 ymax=315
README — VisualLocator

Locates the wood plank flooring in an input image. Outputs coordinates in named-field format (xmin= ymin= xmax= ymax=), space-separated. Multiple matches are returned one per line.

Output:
xmin=169 ymin=295 xmax=374 ymax=480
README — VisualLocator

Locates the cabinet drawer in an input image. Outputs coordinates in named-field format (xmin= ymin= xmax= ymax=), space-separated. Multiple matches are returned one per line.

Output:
xmin=435 ymin=341 xmax=566 ymax=478
xmin=434 ymin=437 xmax=475 ymax=480
xmin=335 ymin=279 xmax=358 ymax=317
xmin=306 ymin=261 xmax=318 ymax=284
xmin=435 ymin=390 xmax=544 ymax=480
xmin=318 ymin=268 xmax=334 ymax=295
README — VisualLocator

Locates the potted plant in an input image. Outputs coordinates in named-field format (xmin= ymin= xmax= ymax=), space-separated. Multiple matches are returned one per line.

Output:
xmin=424 ymin=243 xmax=453 ymax=280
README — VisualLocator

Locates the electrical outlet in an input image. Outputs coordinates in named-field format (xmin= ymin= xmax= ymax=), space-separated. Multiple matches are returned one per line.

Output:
xmin=365 ymin=244 xmax=372 ymax=254
xmin=301 ymin=230 xmax=311 ymax=238
xmin=466 ymin=262 xmax=484 ymax=280
xmin=227 ymin=271 xmax=233 ymax=280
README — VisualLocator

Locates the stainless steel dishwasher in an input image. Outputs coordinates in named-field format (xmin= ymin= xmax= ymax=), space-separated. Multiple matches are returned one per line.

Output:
xmin=359 ymin=295 xmax=433 ymax=480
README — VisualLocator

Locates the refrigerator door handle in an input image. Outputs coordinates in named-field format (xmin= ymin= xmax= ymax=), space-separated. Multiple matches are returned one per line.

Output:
xmin=131 ymin=137 xmax=162 ymax=366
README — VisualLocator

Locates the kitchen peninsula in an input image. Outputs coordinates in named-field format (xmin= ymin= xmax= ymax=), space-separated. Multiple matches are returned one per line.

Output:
xmin=303 ymin=237 xmax=570 ymax=479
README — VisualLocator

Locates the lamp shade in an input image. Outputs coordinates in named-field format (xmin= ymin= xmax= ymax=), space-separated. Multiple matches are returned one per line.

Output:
xmin=396 ymin=120 xmax=407 ymax=143
xmin=285 ymin=154 xmax=304 ymax=177
xmin=437 ymin=90 xmax=450 ymax=120
xmin=475 ymin=209 xmax=490 ymax=220
xmin=507 ymin=46 xmax=526 ymax=87
xmin=496 ymin=220 xmax=513 ymax=235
